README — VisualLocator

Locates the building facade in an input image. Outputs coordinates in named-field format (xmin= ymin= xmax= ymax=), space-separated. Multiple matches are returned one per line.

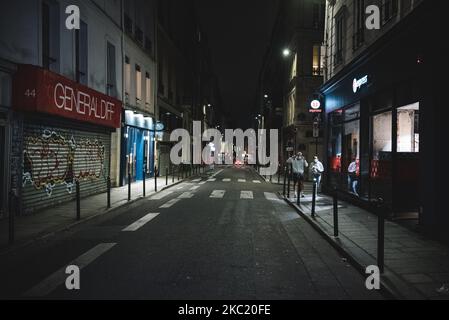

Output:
xmin=321 ymin=0 xmax=448 ymax=239
xmin=258 ymin=0 xmax=326 ymax=169
xmin=0 ymin=0 xmax=124 ymax=215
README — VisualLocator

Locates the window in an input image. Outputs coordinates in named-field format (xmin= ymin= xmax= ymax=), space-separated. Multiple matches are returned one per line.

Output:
xmin=136 ymin=64 xmax=142 ymax=105
xmin=145 ymin=72 xmax=152 ymax=109
xmin=401 ymin=0 xmax=413 ymax=16
xmin=397 ymin=102 xmax=419 ymax=153
xmin=124 ymin=14 xmax=133 ymax=35
xmin=312 ymin=45 xmax=325 ymax=76
xmin=353 ymin=0 xmax=365 ymax=50
xmin=42 ymin=1 xmax=59 ymax=71
xmin=125 ymin=56 xmax=131 ymax=100
xmin=335 ymin=12 xmax=346 ymax=65
xmin=75 ymin=20 xmax=88 ymax=85
xmin=106 ymin=42 xmax=116 ymax=97
xmin=382 ymin=0 xmax=398 ymax=23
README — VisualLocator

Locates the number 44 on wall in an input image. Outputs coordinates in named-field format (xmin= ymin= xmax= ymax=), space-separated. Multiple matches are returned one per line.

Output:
xmin=24 ymin=89 xmax=36 ymax=98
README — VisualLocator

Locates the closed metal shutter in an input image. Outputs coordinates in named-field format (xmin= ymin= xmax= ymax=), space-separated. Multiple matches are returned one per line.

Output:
xmin=22 ymin=122 xmax=111 ymax=214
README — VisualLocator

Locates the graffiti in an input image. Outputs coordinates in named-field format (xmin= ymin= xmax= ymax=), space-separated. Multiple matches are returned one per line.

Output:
xmin=23 ymin=129 xmax=106 ymax=196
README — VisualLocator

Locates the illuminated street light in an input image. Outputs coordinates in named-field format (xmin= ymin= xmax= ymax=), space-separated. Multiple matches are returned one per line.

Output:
xmin=282 ymin=48 xmax=291 ymax=57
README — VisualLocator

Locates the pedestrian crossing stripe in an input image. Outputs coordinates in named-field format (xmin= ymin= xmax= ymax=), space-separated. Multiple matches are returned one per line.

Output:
xmin=222 ymin=178 xmax=231 ymax=182
xmin=210 ymin=190 xmax=226 ymax=198
xmin=253 ymin=180 xmax=261 ymax=183
xmin=240 ymin=191 xmax=253 ymax=199
xmin=238 ymin=179 xmax=246 ymax=183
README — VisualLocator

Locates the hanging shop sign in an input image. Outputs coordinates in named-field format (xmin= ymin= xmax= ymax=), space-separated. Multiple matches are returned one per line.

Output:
xmin=309 ymin=99 xmax=322 ymax=113
xmin=13 ymin=64 xmax=122 ymax=128
xmin=352 ymin=75 xmax=368 ymax=93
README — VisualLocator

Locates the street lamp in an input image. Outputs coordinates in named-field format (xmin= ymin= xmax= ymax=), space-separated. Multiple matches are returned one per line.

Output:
xmin=282 ymin=48 xmax=291 ymax=57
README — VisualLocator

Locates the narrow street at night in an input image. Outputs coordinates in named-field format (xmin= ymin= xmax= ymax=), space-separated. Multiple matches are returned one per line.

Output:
xmin=0 ymin=166 xmax=381 ymax=300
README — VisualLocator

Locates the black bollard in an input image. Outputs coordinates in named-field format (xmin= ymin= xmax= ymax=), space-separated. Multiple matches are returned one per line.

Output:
xmin=128 ymin=173 xmax=131 ymax=201
xmin=107 ymin=176 xmax=111 ymax=208
xmin=143 ymin=170 xmax=146 ymax=197
xmin=166 ymin=167 xmax=169 ymax=186
xmin=154 ymin=166 xmax=158 ymax=192
xmin=297 ymin=177 xmax=301 ymax=206
xmin=287 ymin=165 xmax=291 ymax=199
xmin=283 ymin=166 xmax=287 ymax=197
xmin=333 ymin=188 xmax=339 ymax=237
xmin=76 ymin=180 xmax=81 ymax=221
xmin=311 ymin=180 xmax=317 ymax=217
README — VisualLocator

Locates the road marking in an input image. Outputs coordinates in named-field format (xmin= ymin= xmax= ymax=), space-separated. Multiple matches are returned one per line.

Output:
xmin=23 ymin=243 xmax=116 ymax=297
xmin=210 ymin=169 xmax=224 ymax=178
xmin=159 ymin=199 xmax=181 ymax=208
xmin=199 ymin=181 xmax=207 ymax=185
xmin=264 ymin=192 xmax=280 ymax=201
xmin=123 ymin=213 xmax=160 ymax=231
xmin=253 ymin=180 xmax=261 ymax=184
xmin=210 ymin=190 xmax=226 ymax=198
xmin=240 ymin=191 xmax=253 ymax=199
xmin=207 ymin=178 xmax=216 ymax=182
xmin=222 ymin=178 xmax=231 ymax=182
xmin=192 ymin=178 xmax=201 ymax=182
xmin=178 ymin=192 xmax=194 ymax=199
xmin=189 ymin=185 xmax=200 ymax=191
xmin=150 ymin=190 xmax=171 ymax=200
xmin=238 ymin=179 xmax=246 ymax=183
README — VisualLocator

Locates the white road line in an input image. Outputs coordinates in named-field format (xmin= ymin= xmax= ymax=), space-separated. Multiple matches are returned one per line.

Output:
xmin=122 ymin=213 xmax=160 ymax=231
xmin=207 ymin=178 xmax=216 ymax=182
xmin=222 ymin=178 xmax=231 ymax=182
xmin=264 ymin=192 xmax=280 ymax=201
xmin=240 ymin=191 xmax=253 ymax=199
xmin=210 ymin=190 xmax=226 ymax=198
xmin=23 ymin=243 xmax=116 ymax=297
xmin=192 ymin=178 xmax=201 ymax=182
xmin=189 ymin=185 xmax=200 ymax=191
xmin=238 ymin=179 xmax=246 ymax=183
xmin=199 ymin=181 xmax=207 ymax=185
xmin=253 ymin=180 xmax=261 ymax=184
xmin=150 ymin=190 xmax=171 ymax=200
xmin=178 ymin=192 xmax=194 ymax=199
xmin=159 ymin=199 xmax=181 ymax=208
xmin=210 ymin=169 xmax=224 ymax=178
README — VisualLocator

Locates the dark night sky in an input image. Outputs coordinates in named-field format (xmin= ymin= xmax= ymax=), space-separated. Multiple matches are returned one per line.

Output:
xmin=195 ymin=0 xmax=279 ymax=129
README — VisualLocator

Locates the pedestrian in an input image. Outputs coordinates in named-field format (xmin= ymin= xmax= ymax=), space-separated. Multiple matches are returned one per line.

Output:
xmin=287 ymin=152 xmax=308 ymax=198
xmin=310 ymin=156 xmax=324 ymax=194
xmin=348 ymin=158 xmax=359 ymax=196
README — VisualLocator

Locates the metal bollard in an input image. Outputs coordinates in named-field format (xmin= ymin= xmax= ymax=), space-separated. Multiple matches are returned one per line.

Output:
xmin=143 ymin=170 xmax=146 ymax=197
xmin=128 ymin=173 xmax=131 ymax=201
xmin=76 ymin=180 xmax=81 ymax=221
xmin=333 ymin=188 xmax=339 ymax=237
xmin=297 ymin=178 xmax=301 ymax=206
xmin=377 ymin=198 xmax=385 ymax=274
xmin=287 ymin=166 xmax=291 ymax=198
xmin=154 ymin=167 xmax=158 ymax=192
xmin=278 ymin=165 xmax=281 ymax=184
xmin=311 ymin=179 xmax=317 ymax=218
xmin=107 ymin=176 xmax=111 ymax=209
xmin=166 ymin=167 xmax=169 ymax=186
xmin=283 ymin=166 xmax=287 ymax=197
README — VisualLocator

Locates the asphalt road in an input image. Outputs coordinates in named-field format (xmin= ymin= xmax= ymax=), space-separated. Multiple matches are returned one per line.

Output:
xmin=0 ymin=166 xmax=383 ymax=300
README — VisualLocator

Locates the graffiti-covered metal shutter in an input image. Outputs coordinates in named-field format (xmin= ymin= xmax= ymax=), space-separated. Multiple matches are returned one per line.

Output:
xmin=22 ymin=123 xmax=110 ymax=213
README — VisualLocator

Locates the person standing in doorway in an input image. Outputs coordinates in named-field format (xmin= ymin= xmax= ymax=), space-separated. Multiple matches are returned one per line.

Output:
xmin=287 ymin=152 xmax=309 ymax=198
xmin=348 ymin=158 xmax=359 ymax=196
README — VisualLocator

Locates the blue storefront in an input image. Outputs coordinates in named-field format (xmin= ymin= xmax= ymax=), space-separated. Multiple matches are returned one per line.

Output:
xmin=121 ymin=110 xmax=156 ymax=185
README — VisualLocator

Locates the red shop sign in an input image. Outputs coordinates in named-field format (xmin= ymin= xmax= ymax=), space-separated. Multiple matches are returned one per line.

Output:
xmin=12 ymin=64 xmax=122 ymax=128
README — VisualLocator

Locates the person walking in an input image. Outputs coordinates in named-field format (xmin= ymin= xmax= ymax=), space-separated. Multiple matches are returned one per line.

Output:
xmin=287 ymin=152 xmax=308 ymax=198
xmin=310 ymin=156 xmax=324 ymax=194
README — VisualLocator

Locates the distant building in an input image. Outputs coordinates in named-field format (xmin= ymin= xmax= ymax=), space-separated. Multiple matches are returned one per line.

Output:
xmin=257 ymin=0 xmax=326 ymax=169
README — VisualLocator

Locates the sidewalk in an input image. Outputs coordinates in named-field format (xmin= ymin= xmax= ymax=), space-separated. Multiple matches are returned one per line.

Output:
xmin=0 ymin=171 xmax=206 ymax=254
xmin=282 ymin=182 xmax=449 ymax=300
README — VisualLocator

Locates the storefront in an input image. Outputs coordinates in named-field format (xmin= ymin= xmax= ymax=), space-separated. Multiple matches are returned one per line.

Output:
xmin=120 ymin=110 xmax=156 ymax=185
xmin=321 ymin=2 xmax=445 ymax=230
xmin=12 ymin=64 xmax=121 ymax=214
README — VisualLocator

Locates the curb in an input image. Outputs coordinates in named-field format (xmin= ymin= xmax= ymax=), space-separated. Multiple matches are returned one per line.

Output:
xmin=280 ymin=192 xmax=404 ymax=300
xmin=0 ymin=176 xmax=193 ymax=257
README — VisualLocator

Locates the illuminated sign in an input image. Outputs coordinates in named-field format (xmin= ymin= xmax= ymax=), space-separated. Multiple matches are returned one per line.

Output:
xmin=13 ymin=64 xmax=122 ymax=128
xmin=353 ymin=75 xmax=368 ymax=93
xmin=309 ymin=99 xmax=322 ymax=113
